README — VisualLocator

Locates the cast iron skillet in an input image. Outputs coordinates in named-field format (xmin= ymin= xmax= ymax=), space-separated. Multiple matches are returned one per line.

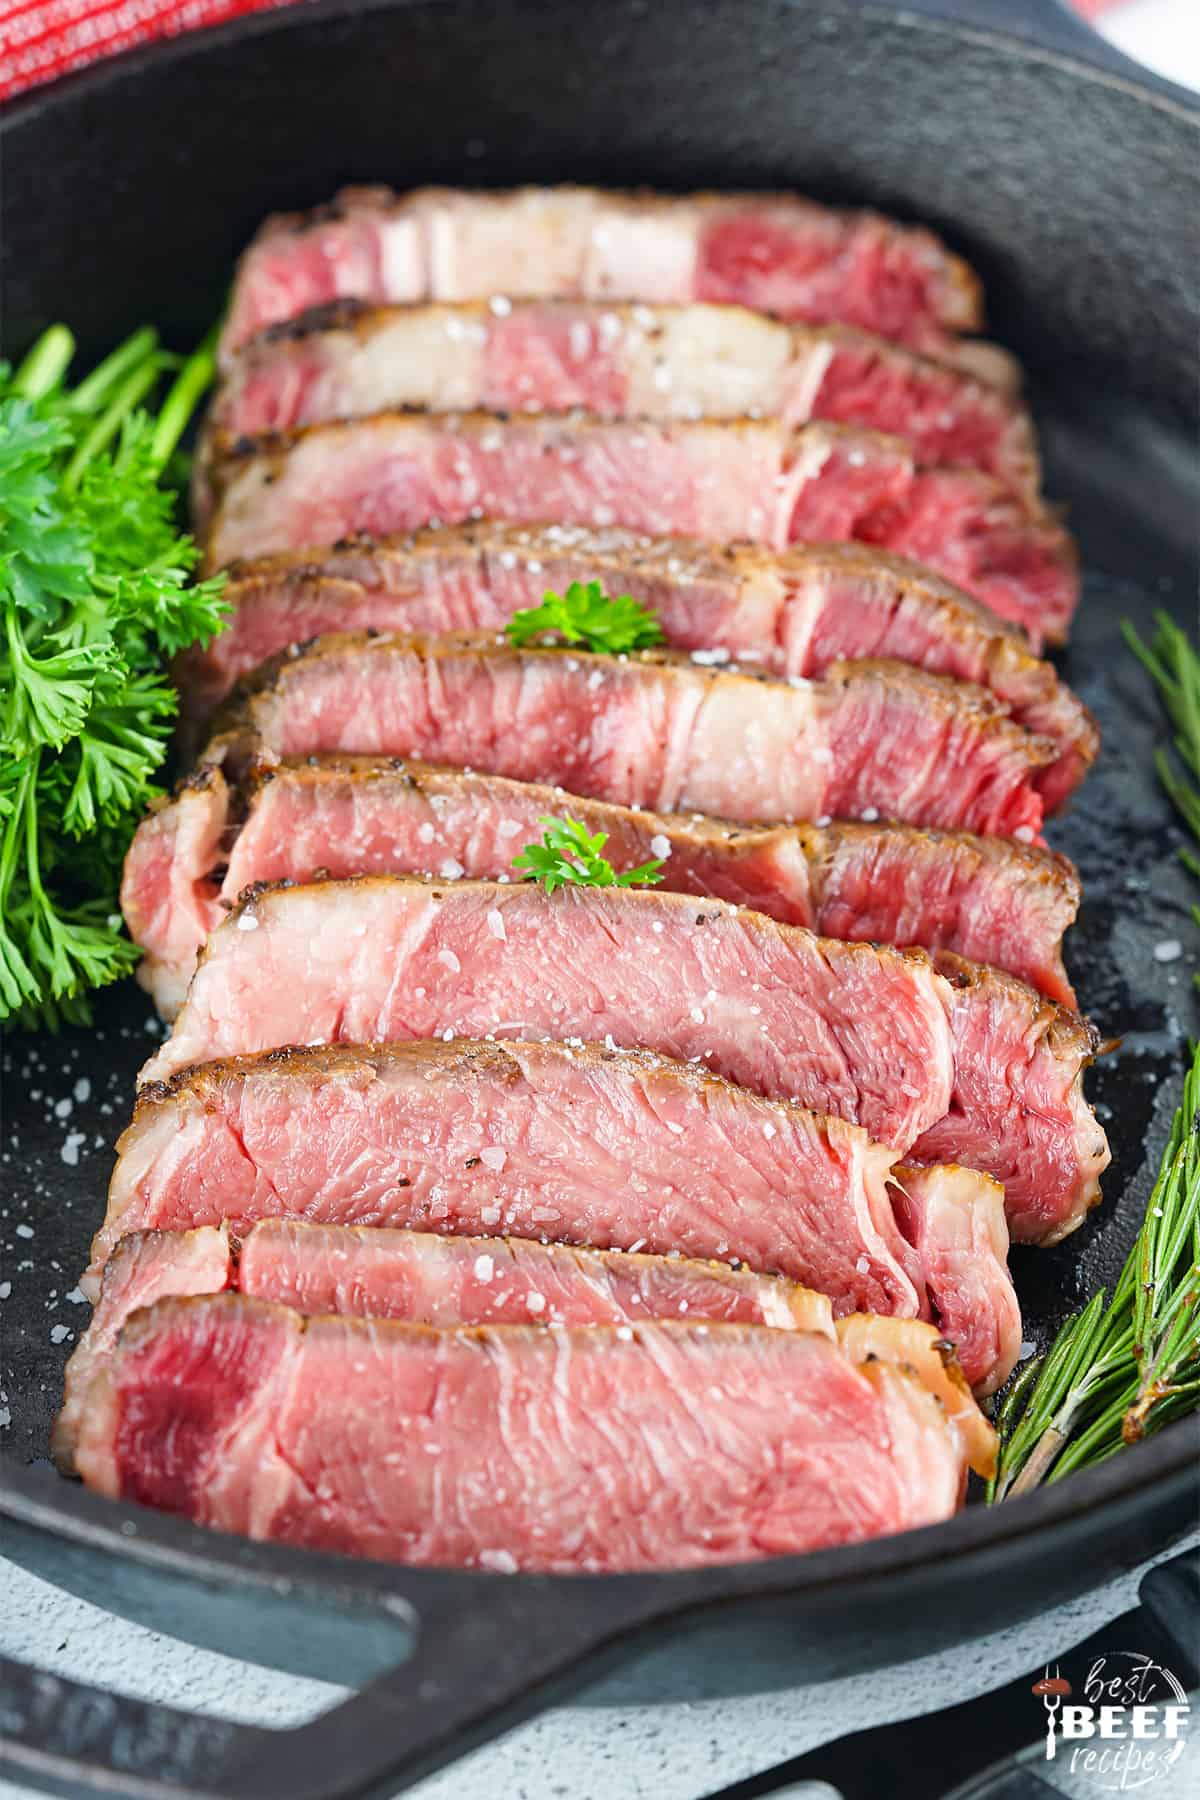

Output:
xmin=1 ymin=2 xmax=1198 ymax=1794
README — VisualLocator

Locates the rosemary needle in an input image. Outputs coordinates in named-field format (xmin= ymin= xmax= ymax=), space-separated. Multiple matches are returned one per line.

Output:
xmin=990 ymin=1039 xmax=1200 ymax=1500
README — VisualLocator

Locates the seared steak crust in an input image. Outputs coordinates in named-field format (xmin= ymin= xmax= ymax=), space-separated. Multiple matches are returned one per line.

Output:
xmin=203 ymin=415 xmax=1078 ymax=644
xmin=89 ymin=1040 xmax=1020 ymax=1389
xmin=197 ymin=631 xmax=1054 ymax=842
xmin=72 ymin=1297 xmax=982 ymax=1570
xmin=55 ymin=1220 xmax=837 ymax=1470
xmin=177 ymin=525 xmax=1095 ymax=800
xmin=137 ymin=877 xmax=1108 ymax=1241
xmin=121 ymin=757 xmax=1079 ymax=1015
xmin=212 ymin=302 xmax=1036 ymax=499
xmin=220 ymin=184 xmax=984 ymax=363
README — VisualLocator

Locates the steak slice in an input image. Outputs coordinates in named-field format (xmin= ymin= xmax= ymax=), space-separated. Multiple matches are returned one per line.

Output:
xmin=220 ymin=185 xmax=983 ymax=364
xmin=137 ymin=878 xmax=1108 ymax=1242
xmin=176 ymin=527 xmax=1095 ymax=802
xmin=55 ymin=1220 xmax=837 ymax=1471
xmin=122 ymin=758 xmax=1079 ymax=1018
xmin=71 ymin=1297 xmax=981 ymax=1569
xmin=88 ymin=1042 xmax=1021 ymax=1390
xmin=204 ymin=415 xmax=1078 ymax=645
xmin=198 ymin=632 xmax=1053 ymax=841
xmin=212 ymin=302 xmax=1036 ymax=500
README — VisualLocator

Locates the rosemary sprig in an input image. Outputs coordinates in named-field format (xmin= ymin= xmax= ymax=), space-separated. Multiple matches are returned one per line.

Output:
xmin=1123 ymin=611 xmax=1200 ymax=908
xmin=989 ymin=1039 xmax=1200 ymax=1500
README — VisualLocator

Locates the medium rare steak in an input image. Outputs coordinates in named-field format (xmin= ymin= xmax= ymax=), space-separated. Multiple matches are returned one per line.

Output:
xmin=88 ymin=1042 xmax=1021 ymax=1390
xmin=220 ymin=185 xmax=983 ymax=363
xmin=122 ymin=758 xmax=1080 ymax=1017
xmin=71 ymin=1297 xmax=984 ymax=1569
xmin=55 ymin=1221 xmax=836 ymax=1470
xmin=212 ymin=301 xmax=1037 ymax=499
xmin=177 ymin=527 xmax=1095 ymax=802
xmin=137 ymin=878 xmax=1109 ymax=1242
xmin=204 ymin=416 xmax=1078 ymax=645
xmin=198 ymin=633 xmax=1053 ymax=841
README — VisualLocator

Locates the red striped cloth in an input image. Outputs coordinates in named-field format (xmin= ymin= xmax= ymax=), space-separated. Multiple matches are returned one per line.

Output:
xmin=0 ymin=0 xmax=1124 ymax=103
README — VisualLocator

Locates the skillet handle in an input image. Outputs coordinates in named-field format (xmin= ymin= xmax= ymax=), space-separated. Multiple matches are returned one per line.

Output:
xmin=0 ymin=1573 xmax=668 ymax=1800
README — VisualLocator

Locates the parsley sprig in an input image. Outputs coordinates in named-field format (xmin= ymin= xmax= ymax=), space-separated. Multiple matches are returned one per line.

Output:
xmin=990 ymin=1038 xmax=1200 ymax=1500
xmin=505 ymin=580 xmax=665 ymax=655
xmin=512 ymin=816 xmax=665 ymax=895
xmin=0 ymin=324 xmax=227 ymax=1027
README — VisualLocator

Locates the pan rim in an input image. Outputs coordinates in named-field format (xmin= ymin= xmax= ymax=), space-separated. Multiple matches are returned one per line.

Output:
xmin=3 ymin=1414 xmax=1196 ymax=1607
xmin=2 ymin=0 xmax=1198 ymax=145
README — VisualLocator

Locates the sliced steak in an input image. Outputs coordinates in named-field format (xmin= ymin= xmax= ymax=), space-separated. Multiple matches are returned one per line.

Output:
xmin=220 ymin=185 xmax=984 ymax=363
xmin=889 ymin=1164 xmax=1020 ymax=1405
xmin=197 ymin=632 xmax=1053 ymax=842
xmin=213 ymin=302 xmax=1036 ymax=499
xmin=177 ymin=527 xmax=1094 ymax=800
xmin=55 ymin=1221 xmax=835 ymax=1471
xmin=204 ymin=416 xmax=1078 ymax=645
xmin=89 ymin=1041 xmax=1020 ymax=1389
xmin=137 ymin=878 xmax=1108 ymax=1242
xmin=72 ymin=1297 xmax=982 ymax=1568
xmin=123 ymin=758 xmax=1079 ymax=1018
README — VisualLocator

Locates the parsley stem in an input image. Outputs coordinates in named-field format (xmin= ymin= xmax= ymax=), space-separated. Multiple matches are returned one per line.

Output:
xmin=11 ymin=326 xmax=76 ymax=400
xmin=61 ymin=355 xmax=170 ymax=492
xmin=150 ymin=327 xmax=218 ymax=471
xmin=66 ymin=326 xmax=159 ymax=416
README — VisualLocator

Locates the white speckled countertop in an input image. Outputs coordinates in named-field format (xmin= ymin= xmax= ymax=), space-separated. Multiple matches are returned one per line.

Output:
xmin=2 ymin=1534 xmax=1197 ymax=1799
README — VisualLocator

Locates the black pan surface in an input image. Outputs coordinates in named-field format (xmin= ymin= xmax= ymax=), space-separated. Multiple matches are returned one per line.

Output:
xmin=1 ymin=3 xmax=1198 ymax=1794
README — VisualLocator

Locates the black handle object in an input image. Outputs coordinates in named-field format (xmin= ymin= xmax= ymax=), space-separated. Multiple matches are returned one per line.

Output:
xmin=0 ymin=1557 xmax=667 ymax=1800
xmin=705 ymin=1550 xmax=1200 ymax=1800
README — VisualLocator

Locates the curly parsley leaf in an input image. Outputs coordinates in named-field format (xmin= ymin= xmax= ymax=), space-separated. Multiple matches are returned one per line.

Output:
xmin=0 ymin=324 xmax=227 ymax=1027
xmin=512 ymin=815 xmax=665 ymax=895
xmin=505 ymin=579 xmax=666 ymax=656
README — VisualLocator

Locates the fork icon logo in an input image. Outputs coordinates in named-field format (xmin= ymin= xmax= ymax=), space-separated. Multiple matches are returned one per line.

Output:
xmin=1031 ymin=1666 xmax=1073 ymax=1759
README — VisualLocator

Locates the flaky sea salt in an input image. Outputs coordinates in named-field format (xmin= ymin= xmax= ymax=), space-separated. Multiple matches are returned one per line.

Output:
xmin=649 ymin=834 xmax=671 ymax=860
xmin=474 ymin=1255 xmax=495 ymax=1282
xmin=1154 ymin=939 xmax=1183 ymax=963
xmin=237 ymin=913 xmax=259 ymax=931
xmin=480 ymin=1146 xmax=507 ymax=1173
xmin=486 ymin=909 xmax=507 ymax=942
